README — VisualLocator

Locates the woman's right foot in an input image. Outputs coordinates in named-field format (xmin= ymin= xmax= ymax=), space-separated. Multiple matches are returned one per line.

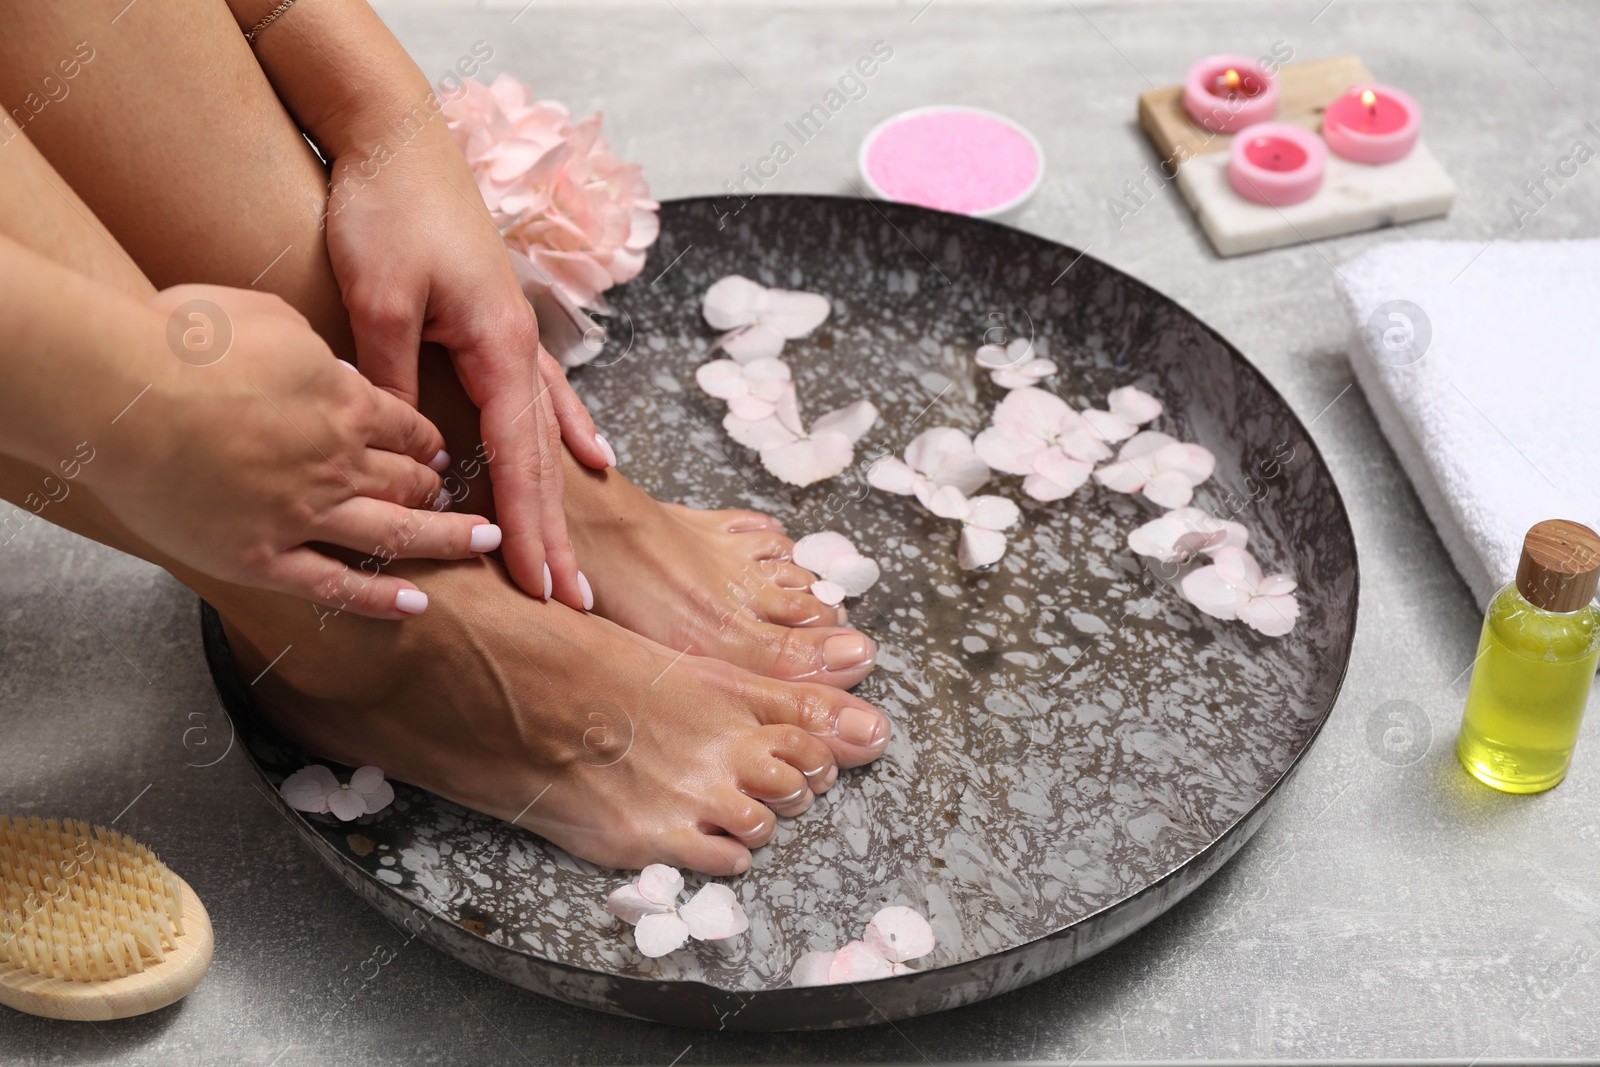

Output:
xmin=220 ymin=555 xmax=893 ymax=875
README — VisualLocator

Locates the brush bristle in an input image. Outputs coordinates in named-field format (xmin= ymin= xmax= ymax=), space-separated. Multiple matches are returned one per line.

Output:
xmin=0 ymin=816 xmax=186 ymax=982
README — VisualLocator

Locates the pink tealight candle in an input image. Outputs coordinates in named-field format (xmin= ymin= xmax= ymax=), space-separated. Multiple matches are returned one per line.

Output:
xmin=1183 ymin=54 xmax=1279 ymax=134
xmin=1227 ymin=123 xmax=1326 ymax=206
xmin=1322 ymin=83 xmax=1421 ymax=164
xmin=859 ymin=106 xmax=1044 ymax=220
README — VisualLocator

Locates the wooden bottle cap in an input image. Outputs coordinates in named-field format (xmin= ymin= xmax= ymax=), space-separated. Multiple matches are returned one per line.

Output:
xmin=1516 ymin=519 xmax=1600 ymax=612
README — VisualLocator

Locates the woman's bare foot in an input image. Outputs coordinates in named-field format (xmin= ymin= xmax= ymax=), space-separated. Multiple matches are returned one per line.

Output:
xmin=559 ymin=458 xmax=878 ymax=689
xmin=221 ymin=555 xmax=892 ymax=875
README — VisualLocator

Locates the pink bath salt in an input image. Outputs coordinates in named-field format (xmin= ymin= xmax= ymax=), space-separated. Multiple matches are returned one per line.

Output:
xmin=865 ymin=110 xmax=1039 ymax=215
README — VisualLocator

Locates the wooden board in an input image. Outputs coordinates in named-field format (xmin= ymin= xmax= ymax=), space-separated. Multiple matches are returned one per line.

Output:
xmin=0 ymin=875 xmax=213 ymax=1021
xmin=1136 ymin=54 xmax=1454 ymax=257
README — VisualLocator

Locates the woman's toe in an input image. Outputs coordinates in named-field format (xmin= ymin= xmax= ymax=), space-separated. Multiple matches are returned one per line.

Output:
xmin=660 ymin=829 xmax=752 ymax=876
xmin=734 ymin=530 xmax=794 ymax=561
xmin=753 ymin=587 xmax=843 ymax=628
xmin=748 ymin=680 xmax=892 ymax=767
xmin=718 ymin=509 xmax=785 ymax=534
xmin=731 ymin=622 xmax=877 ymax=687
xmin=706 ymin=791 xmax=779 ymax=849
xmin=739 ymin=754 xmax=814 ymax=818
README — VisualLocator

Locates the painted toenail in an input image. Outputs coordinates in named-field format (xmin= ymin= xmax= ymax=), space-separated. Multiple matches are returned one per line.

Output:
xmin=394 ymin=589 xmax=429 ymax=615
xmin=427 ymin=449 xmax=451 ymax=473
xmin=774 ymin=786 xmax=807 ymax=805
xmin=468 ymin=523 xmax=501 ymax=553
xmin=822 ymin=633 xmax=871 ymax=671
xmin=835 ymin=705 xmax=886 ymax=747
xmin=542 ymin=562 xmax=553 ymax=599
xmin=593 ymin=432 xmax=617 ymax=468
xmin=577 ymin=570 xmax=595 ymax=611
xmin=802 ymin=764 xmax=829 ymax=778
xmin=820 ymin=765 xmax=839 ymax=790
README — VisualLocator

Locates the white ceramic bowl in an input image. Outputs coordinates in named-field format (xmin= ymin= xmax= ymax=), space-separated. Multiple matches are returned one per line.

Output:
xmin=857 ymin=105 xmax=1046 ymax=224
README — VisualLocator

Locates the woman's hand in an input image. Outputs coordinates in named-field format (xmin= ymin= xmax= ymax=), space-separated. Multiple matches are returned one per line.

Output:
xmin=85 ymin=285 xmax=501 ymax=619
xmin=323 ymin=132 xmax=611 ymax=609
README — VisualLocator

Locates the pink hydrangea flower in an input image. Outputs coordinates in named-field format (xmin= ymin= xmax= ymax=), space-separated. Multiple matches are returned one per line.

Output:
xmin=976 ymin=337 xmax=1058 ymax=390
xmin=723 ymin=391 xmax=878 ymax=488
xmin=866 ymin=427 xmax=991 ymax=507
xmin=1127 ymin=506 xmax=1248 ymax=564
xmin=975 ymin=388 xmax=1109 ymax=502
xmin=280 ymin=765 xmax=394 ymax=821
xmin=1180 ymin=546 xmax=1300 ymax=636
xmin=790 ymin=906 xmax=937 ymax=986
xmin=702 ymin=275 xmax=831 ymax=361
xmin=441 ymin=74 xmax=659 ymax=311
xmin=923 ymin=485 xmax=1022 ymax=570
xmin=695 ymin=357 xmax=794 ymax=421
xmin=792 ymin=532 xmax=881 ymax=606
xmin=607 ymin=864 xmax=749 ymax=958
xmin=1094 ymin=430 xmax=1216 ymax=508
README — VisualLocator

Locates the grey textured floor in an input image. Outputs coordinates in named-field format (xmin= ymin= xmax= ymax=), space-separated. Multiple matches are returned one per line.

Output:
xmin=4 ymin=1 xmax=1600 ymax=1063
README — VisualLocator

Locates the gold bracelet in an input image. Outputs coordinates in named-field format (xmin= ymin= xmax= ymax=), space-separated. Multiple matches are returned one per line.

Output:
xmin=244 ymin=0 xmax=297 ymax=44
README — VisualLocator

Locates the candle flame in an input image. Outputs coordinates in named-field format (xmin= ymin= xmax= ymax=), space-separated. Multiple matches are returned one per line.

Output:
xmin=1360 ymin=88 xmax=1377 ymax=109
xmin=1223 ymin=68 xmax=1242 ymax=91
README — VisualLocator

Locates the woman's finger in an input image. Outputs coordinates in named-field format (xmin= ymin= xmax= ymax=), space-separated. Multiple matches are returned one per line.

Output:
xmin=359 ymin=374 xmax=450 ymax=469
xmin=317 ymin=497 xmax=500 ymax=560
xmin=346 ymin=284 xmax=426 ymax=407
xmin=355 ymin=448 xmax=450 ymax=512
xmin=263 ymin=546 xmax=432 ymax=621
xmin=526 ymin=381 xmax=583 ymax=608
xmin=539 ymin=348 xmax=613 ymax=469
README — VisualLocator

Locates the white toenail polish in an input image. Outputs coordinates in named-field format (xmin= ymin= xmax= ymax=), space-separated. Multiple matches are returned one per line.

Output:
xmin=802 ymin=765 xmax=828 ymax=778
xmin=775 ymin=786 xmax=807 ymax=804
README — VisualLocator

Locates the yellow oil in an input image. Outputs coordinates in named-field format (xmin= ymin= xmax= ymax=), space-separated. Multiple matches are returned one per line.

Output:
xmin=1457 ymin=583 xmax=1600 ymax=793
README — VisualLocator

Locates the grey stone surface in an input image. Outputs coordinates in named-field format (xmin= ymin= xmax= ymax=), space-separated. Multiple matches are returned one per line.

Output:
xmin=3 ymin=0 xmax=1599 ymax=1062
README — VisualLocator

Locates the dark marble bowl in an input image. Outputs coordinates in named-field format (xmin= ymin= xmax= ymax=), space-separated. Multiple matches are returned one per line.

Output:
xmin=201 ymin=195 xmax=1357 ymax=1031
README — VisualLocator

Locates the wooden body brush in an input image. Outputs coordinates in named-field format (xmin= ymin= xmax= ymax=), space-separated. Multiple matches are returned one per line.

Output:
xmin=0 ymin=816 xmax=213 ymax=1020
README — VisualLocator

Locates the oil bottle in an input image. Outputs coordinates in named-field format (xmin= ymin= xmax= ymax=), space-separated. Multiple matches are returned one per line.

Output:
xmin=1457 ymin=519 xmax=1600 ymax=793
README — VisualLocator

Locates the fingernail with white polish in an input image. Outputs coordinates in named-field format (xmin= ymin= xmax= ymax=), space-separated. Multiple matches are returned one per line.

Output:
xmin=542 ymin=562 xmax=553 ymax=599
xmin=395 ymin=589 xmax=429 ymax=615
xmin=428 ymin=449 xmax=451 ymax=473
xmin=433 ymin=487 xmax=451 ymax=511
xmin=577 ymin=570 xmax=595 ymax=611
xmin=594 ymin=433 xmax=617 ymax=468
xmin=338 ymin=359 xmax=361 ymax=374
xmin=468 ymin=523 xmax=502 ymax=553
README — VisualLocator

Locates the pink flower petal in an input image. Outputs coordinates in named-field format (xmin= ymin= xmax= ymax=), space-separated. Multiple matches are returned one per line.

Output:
xmin=695 ymin=359 xmax=748 ymax=400
xmin=811 ymin=400 xmax=878 ymax=444
xmin=828 ymin=553 xmax=881 ymax=596
xmin=1258 ymin=573 xmax=1298 ymax=596
xmin=923 ymin=485 xmax=971 ymax=521
xmin=607 ymin=884 xmax=671 ymax=925
xmin=828 ymin=941 xmax=895 ymax=982
xmin=967 ymin=495 xmax=1021 ymax=531
xmin=1120 ymin=430 xmax=1178 ymax=459
xmin=811 ymin=579 xmax=847 ymax=607
xmin=727 ymin=394 xmax=777 ymax=421
xmin=723 ymin=412 xmax=796 ymax=451
xmin=761 ymin=434 xmax=854 ymax=487
xmin=1057 ymin=428 xmax=1114 ymax=463
xmin=1239 ymin=593 xmax=1300 ymax=636
xmin=1127 ymin=515 xmax=1187 ymax=561
xmin=352 ymin=768 xmax=395 ymax=815
xmin=719 ymin=324 xmax=786 ymax=362
xmin=1142 ymin=470 xmax=1197 ymax=509
xmin=973 ymin=428 xmax=1039 ymax=475
xmin=866 ymin=456 xmax=919 ymax=495
xmin=280 ymin=765 xmax=339 ymax=813
xmin=904 ymin=428 xmax=972 ymax=478
xmin=742 ymin=357 xmax=793 ymax=392
xmin=326 ymin=788 xmax=367 ymax=822
xmin=959 ymin=526 xmax=1008 ymax=569
xmin=1155 ymin=443 xmax=1216 ymax=485
xmin=792 ymin=531 xmax=858 ymax=573
xmin=677 ymin=883 xmax=750 ymax=941
xmin=991 ymin=386 xmax=1072 ymax=438
xmin=1212 ymin=546 xmax=1263 ymax=591
xmin=760 ymin=289 xmax=831 ymax=338
xmin=975 ymin=343 xmax=1012 ymax=370
xmin=1181 ymin=565 xmax=1246 ymax=620
xmin=864 ymin=906 xmax=936 ymax=963
xmin=1094 ymin=460 xmax=1147 ymax=494
xmin=1107 ymin=386 xmax=1163 ymax=424
xmin=703 ymin=275 xmax=767 ymax=330
xmin=634 ymin=912 xmax=692 ymax=958
xmin=1029 ymin=451 xmax=1092 ymax=499
xmin=637 ymin=863 xmax=684 ymax=907
xmin=790 ymin=951 xmax=838 ymax=987
xmin=1082 ymin=408 xmax=1138 ymax=443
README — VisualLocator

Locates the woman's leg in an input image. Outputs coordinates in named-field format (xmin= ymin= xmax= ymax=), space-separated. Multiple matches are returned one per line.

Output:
xmin=0 ymin=0 xmax=879 ymax=688
xmin=0 ymin=13 xmax=892 ymax=874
